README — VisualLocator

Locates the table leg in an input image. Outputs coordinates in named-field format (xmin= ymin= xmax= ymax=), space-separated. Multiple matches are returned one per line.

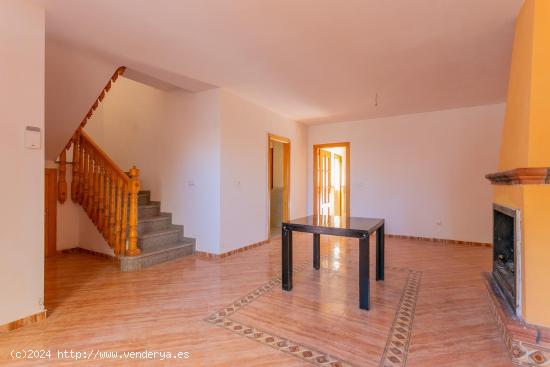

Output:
xmin=359 ymin=234 xmax=370 ymax=310
xmin=282 ymin=225 xmax=293 ymax=291
xmin=313 ymin=233 xmax=320 ymax=270
xmin=376 ymin=224 xmax=385 ymax=281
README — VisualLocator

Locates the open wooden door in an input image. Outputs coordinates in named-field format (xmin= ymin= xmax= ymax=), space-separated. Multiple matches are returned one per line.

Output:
xmin=313 ymin=142 xmax=350 ymax=217
xmin=268 ymin=134 xmax=291 ymax=237
xmin=44 ymin=168 xmax=57 ymax=257
xmin=318 ymin=149 xmax=332 ymax=216
xmin=333 ymin=154 xmax=343 ymax=216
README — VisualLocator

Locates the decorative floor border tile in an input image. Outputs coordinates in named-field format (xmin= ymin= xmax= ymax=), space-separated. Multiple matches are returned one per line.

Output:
xmin=379 ymin=270 xmax=422 ymax=367
xmin=212 ymin=317 xmax=352 ymax=367
xmin=205 ymin=259 xmax=312 ymax=321
xmin=205 ymin=258 xmax=422 ymax=367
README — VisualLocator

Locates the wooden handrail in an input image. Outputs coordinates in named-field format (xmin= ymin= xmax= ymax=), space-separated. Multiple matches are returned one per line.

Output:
xmin=59 ymin=65 xmax=127 ymax=199
xmin=62 ymin=66 xmax=126 ymax=152
xmin=79 ymin=130 xmax=129 ymax=184
xmin=58 ymin=128 xmax=140 ymax=257
xmin=55 ymin=66 xmax=141 ymax=257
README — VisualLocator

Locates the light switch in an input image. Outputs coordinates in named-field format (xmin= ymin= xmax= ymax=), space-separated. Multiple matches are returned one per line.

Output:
xmin=24 ymin=126 xmax=41 ymax=149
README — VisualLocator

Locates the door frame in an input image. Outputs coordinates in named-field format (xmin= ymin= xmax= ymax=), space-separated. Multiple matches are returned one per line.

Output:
xmin=268 ymin=133 xmax=291 ymax=237
xmin=313 ymin=142 xmax=350 ymax=217
xmin=334 ymin=153 xmax=343 ymax=215
xmin=44 ymin=168 xmax=57 ymax=258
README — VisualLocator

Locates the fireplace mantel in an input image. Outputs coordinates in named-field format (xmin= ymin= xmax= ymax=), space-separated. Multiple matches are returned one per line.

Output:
xmin=486 ymin=167 xmax=550 ymax=185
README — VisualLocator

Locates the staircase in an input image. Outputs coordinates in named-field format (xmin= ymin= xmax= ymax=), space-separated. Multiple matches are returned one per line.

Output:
xmin=55 ymin=66 xmax=196 ymax=271
xmin=119 ymin=190 xmax=195 ymax=271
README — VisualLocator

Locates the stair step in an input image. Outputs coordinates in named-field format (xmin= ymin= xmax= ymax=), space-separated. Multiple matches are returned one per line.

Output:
xmin=138 ymin=190 xmax=151 ymax=205
xmin=138 ymin=201 xmax=161 ymax=218
xmin=138 ymin=225 xmax=183 ymax=250
xmin=142 ymin=238 xmax=195 ymax=254
xmin=138 ymin=213 xmax=172 ymax=235
xmin=119 ymin=239 xmax=196 ymax=272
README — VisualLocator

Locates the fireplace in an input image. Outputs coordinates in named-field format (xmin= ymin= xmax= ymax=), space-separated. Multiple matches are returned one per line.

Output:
xmin=492 ymin=204 xmax=521 ymax=317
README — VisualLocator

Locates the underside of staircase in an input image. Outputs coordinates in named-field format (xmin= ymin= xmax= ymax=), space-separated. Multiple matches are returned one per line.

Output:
xmin=119 ymin=190 xmax=196 ymax=272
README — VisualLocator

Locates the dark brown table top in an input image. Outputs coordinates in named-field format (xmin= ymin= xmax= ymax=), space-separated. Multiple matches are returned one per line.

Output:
xmin=283 ymin=216 xmax=384 ymax=238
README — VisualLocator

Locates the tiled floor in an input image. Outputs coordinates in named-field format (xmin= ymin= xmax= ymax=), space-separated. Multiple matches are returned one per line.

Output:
xmin=0 ymin=234 xmax=513 ymax=366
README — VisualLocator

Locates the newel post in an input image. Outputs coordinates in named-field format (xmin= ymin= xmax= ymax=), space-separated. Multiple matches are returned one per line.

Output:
xmin=126 ymin=166 xmax=141 ymax=256
xmin=58 ymin=150 xmax=67 ymax=203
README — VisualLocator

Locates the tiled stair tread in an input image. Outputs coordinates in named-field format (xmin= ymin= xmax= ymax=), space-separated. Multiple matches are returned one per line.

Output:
xmin=138 ymin=201 xmax=160 ymax=209
xmin=118 ymin=188 xmax=195 ymax=271
xmin=138 ymin=225 xmax=183 ymax=239
xmin=138 ymin=213 xmax=171 ymax=223
xmin=141 ymin=239 xmax=195 ymax=255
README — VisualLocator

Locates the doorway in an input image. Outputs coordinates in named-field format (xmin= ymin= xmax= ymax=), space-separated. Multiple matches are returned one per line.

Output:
xmin=313 ymin=142 xmax=350 ymax=217
xmin=268 ymin=133 xmax=290 ymax=238
xmin=44 ymin=168 xmax=57 ymax=257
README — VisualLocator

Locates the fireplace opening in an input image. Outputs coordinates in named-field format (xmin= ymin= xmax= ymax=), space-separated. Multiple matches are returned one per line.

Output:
xmin=492 ymin=204 xmax=521 ymax=316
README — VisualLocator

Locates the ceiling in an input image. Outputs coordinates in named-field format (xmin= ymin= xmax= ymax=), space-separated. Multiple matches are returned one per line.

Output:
xmin=36 ymin=0 xmax=523 ymax=124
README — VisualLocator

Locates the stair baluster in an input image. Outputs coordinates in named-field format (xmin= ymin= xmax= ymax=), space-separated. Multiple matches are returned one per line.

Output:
xmin=120 ymin=183 xmax=129 ymax=255
xmin=71 ymin=131 xmax=80 ymax=203
xmin=103 ymin=168 xmax=111 ymax=241
xmin=109 ymin=170 xmax=117 ymax=248
xmin=114 ymin=177 xmax=123 ymax=255
xmin=92 ymin=158 xmax=100 ymax=224
xmin=97 ymin=161 xmax=105 ymax=231
xmin=81 ymin=144 xmax=89 ymax=208
xmin=86 ymin=150 xmax=95 ymax=218
xmin=77 ymin=140 xmax=85 ymax=203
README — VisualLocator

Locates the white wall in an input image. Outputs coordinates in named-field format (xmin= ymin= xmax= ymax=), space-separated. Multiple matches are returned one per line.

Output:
xmin=77 ymin=211 xmax=115 ymax=255
xmin=45 ymin=38 xmax=118 ymax=160
xmin=82 ymin=77 xmax=167 ymax=255
xmin=85 ymin=80 xmax=222 ymax=253
xmin=0 ymin=0 xmax=45 ymax=325
xmin=45 ymin=160 xmax=80 ymax=251
xmin=57 ymin=78 xmax=308 ymax=255
xmin=220 ymin=90 xmax=307 ymax=253
xmin=160 ymin=89 xmax=222 ymax=254
xmin=85 ymin=77 xmax=166 ymax=195
xmin=308 ymin=104 xmax=505 ymax=244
